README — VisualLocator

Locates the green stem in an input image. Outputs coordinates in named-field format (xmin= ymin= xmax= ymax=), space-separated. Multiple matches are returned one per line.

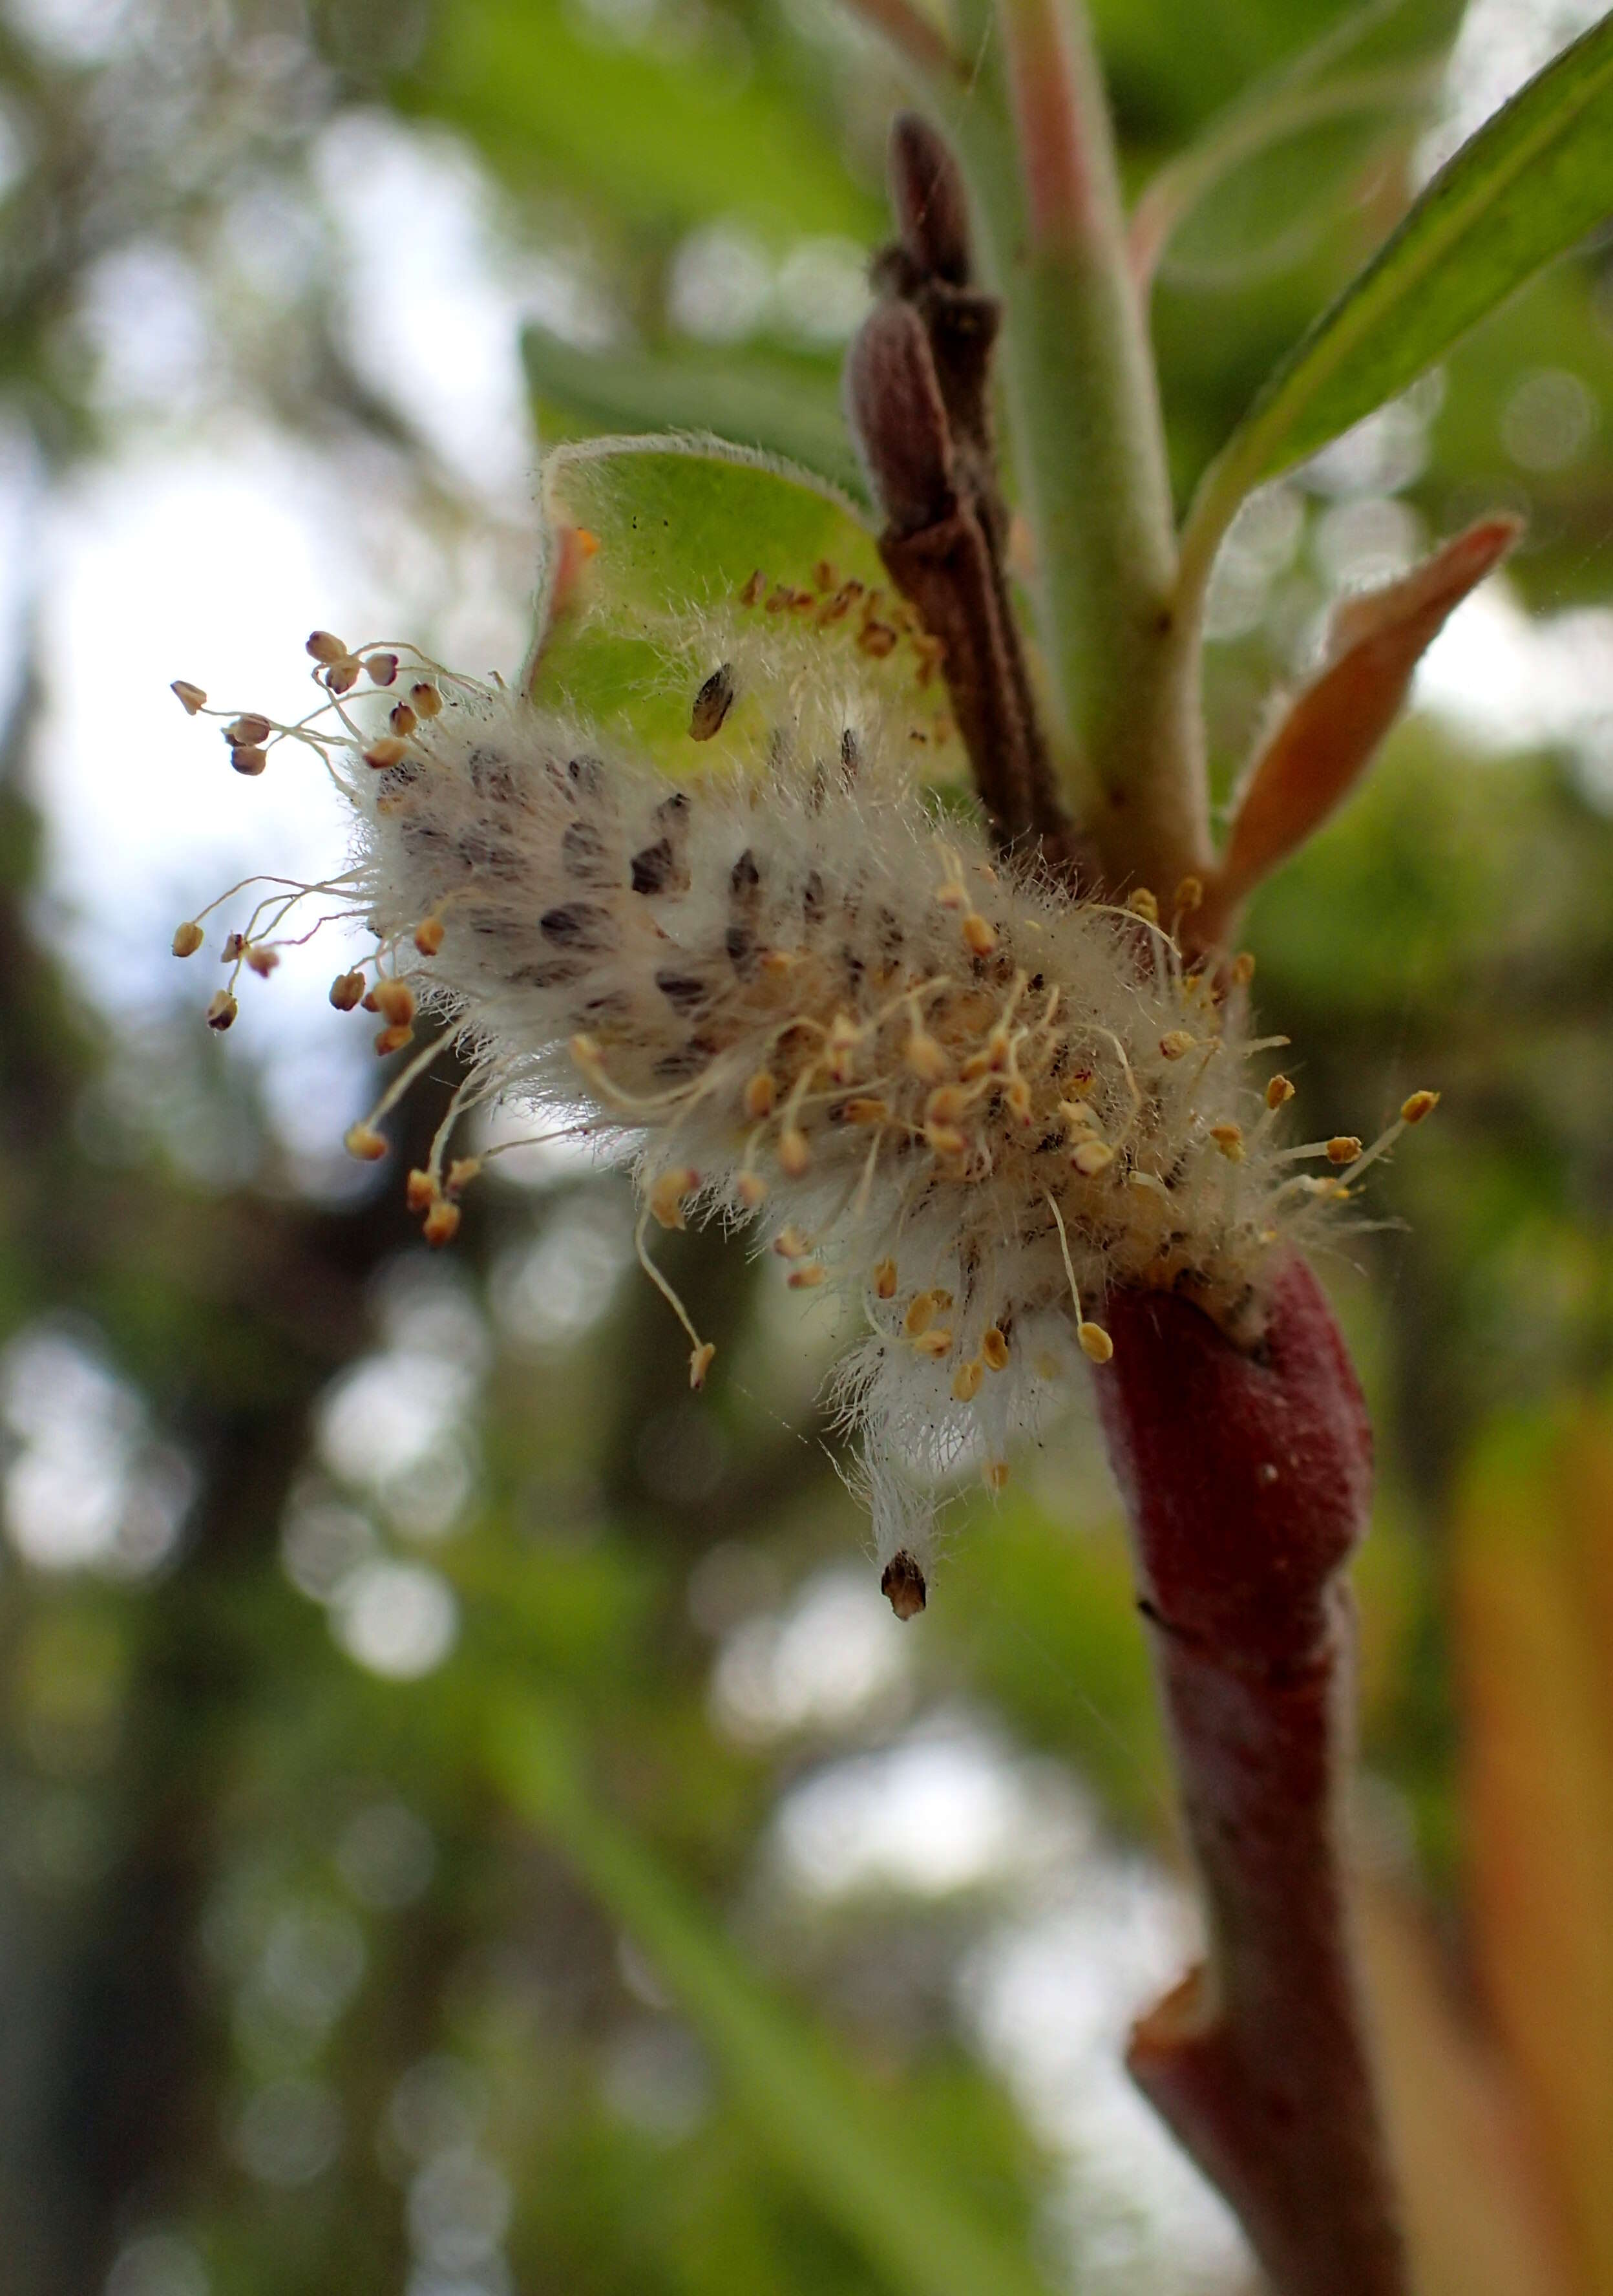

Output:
xmin=942 ymin=0 xmax=1210 ymax=895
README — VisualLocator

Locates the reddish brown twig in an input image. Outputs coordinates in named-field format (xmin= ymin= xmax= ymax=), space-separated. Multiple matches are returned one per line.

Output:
xmin=1095 ymin=1259 xmax=1409 ymax=2296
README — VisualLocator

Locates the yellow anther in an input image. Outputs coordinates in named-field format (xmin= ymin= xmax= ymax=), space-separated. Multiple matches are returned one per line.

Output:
xmin=205 ymin=990 xmax=237 ymax=1032
xmin=1174 ymin=876 xmax=1204 ymax=915
xmin=688 ymin=1341 xmax=717 ymax=1390
xmin=1265 ymin=1074 xmax=1296 ymax=1109
xmin=1159 ymin=1031 xmax=1194 ymax=1060
xmin=772 ymin=1226 xmax=811 ymax=1260
xmin=344 ymin=1122 xmax=387 ymax=1162
xmin=569 ymin=1032 xmax=602 ymax=1071
xmin=914 ymin=1327 xmax=954 ymax=1358
xmin=409 ymin=681 xmax=442 ymax=719
xmin=904 ymin=1293 xmax=936 ymax=1339
xmin=1230 ymin=951 xmax=1256 ymax=988
xmin=825 ymin=1014 xmax=861 ymax=1083
xmin=873 ymin=1258 xmax=898 ymax=1300
xmin=787 ymin=1263 xmax=826 ymax=1289
xmin=1078 ymin=1321 xmax=1114 ymax=1364
xmin=983 ymin=1460 xmax=1010 ymax=1493
xmin=390 ymin=702 xmax=419 ymax=739
xmin=1006 ymin=1078 xmax=1033 ymax=1122
xmin=961 ymin=911 xmax=997 ymax=956
xmin=414 ymin=916 xmax=445 ymax=955
xmin=374 ymin=979 xmax=416 ymax=1026
xmin=649 ymin=1166 xmax=699 ymax=1228
xmin=925 ymin=1085 xmax=967 ymax=1125
xmin=406 ymin=1168 xmax=437 ymax=1213
xmin=374 ymin=1023 xmax=414 ymax=1058
xmin=1210 ymin=1122 xmax=1245 ymax=1162
xmin=952 ymin=1359 xmax=984 ymax=1402
xmin=446 ymin=1158 xmax=481 ymax=1195
xmin=1400 ymin=1089 xmax=1440 ymax=1125
xmin=758 ymin=948 xmax=797 ymax=977
xmin=737 ymin=1173 xmax=769 ymax=1208
xmin=1327 ymin=1135 xmax=1362 ymax=1165
xmin=1059 ymin=1100 xmax=1098 ymax=1136
xmin=926 ymin=1121 xmax=968 ymax=1157
xmin=778 ymin=1127 xmax=811 ymax=1176
xmin=172 ymin=921 xmax=204 ymax=958
xmin=1072 ymin=1140 xmax=1115 ymax=1176
xmin=981 ymin=1326 xmax=1009 ymax=1371
xmin=330 ymin=970 xmax=366 ymax=1011
xmin=305 ymin=629 xmax=349 ymax=664
xmin=905 ymin=1028 xmax=947 ymax=1081
xmin=743 ymin=1070 xmax=777 ymax=1119
xmin=171 ymin=679 xmax=207 ymax=715
xmin=934 ymin=877 xmax=966 ymax=911
xmin=842 ymin=1097 xmax=889 ymax=1125
xmin=363 ymin=737 xmax=408 ymax=771
xmin=366 ymin=652 xmax=400 ymax=686
xmin=1127 ymin=888 xmax=1159 ymax=924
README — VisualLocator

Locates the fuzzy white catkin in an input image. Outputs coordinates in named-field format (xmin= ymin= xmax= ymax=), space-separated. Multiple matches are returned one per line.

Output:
xmin=328 ymin=659 xmax=1349 ymax=1575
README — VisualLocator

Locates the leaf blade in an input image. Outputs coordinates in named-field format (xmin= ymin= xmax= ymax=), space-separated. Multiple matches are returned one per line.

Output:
xmin=1183 ymin=10 xmax=1613 ymax=580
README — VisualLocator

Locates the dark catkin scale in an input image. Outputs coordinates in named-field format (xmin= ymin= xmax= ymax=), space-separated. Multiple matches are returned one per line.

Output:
xmin=689 ymin=663 xmax=736 ymax=741
xmin=655 ymin=970 xmax=709 ymax=1015
xmin=561 ymin=819 xmax=611 ymax=880
xmin=880 ymin=1550 xmax=927 ymax=1621
xmin=540 ymin=903 xmax=613 ymax=949
xmin=630 ymin=838 xmax=677 ymax=895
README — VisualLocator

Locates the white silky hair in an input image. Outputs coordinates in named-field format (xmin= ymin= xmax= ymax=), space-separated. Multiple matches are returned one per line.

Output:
xmin=335 ymin=657 xmax=1351 ymax=1574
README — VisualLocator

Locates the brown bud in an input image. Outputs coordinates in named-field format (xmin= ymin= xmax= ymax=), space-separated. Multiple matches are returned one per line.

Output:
xmin=224 ymin=714 xmax=271 ymax=746
xmin=329 ymin=970 xmax=366 ymax=1010
xmin=844 ymin=299 xmax=955 ymax=537
xmin=889 ymin=113 xmax=973 ymax=286
xmin=171 ymin=679 xmax=207 ymax=715
xmin=230 ymin=744 xmax=268 ymax=777
xmin=172 ymin=921 xmax=204 ymax=958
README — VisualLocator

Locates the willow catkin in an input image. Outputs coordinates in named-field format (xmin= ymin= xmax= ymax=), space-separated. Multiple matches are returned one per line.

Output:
xmin=172 ymin=628 xmax=1435 ymax=1603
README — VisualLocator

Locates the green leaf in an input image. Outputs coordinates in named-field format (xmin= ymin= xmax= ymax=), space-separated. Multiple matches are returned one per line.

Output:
xmin=1181 ymin=8 xmax=1613 ymax=587
xmin=527 ymin=434 xmax=963 ymax=778
xmin=489 ymin=1687 xmax=1053 ymax=2296
xmin=1132 ymin=0 xmax=1461 ymax=286
xmin=524 ymin=324 xmax=869 ymax=501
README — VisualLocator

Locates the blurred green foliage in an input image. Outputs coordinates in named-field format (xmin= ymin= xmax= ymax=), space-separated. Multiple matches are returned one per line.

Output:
xmin=2 ymin=1 xmax=1613 ymax=2293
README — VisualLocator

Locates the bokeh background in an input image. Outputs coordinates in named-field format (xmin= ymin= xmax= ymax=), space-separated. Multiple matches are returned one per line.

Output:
xmin=3 ymin=0 xmax=1612 ymax=2290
